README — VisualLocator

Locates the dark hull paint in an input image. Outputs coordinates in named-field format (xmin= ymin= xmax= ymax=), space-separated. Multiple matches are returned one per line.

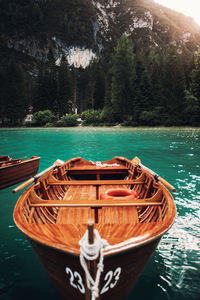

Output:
xmin=0 ymin=157 xmax=40 ymax=190
xmin=29 ymin=237 xmax=160 ymax=300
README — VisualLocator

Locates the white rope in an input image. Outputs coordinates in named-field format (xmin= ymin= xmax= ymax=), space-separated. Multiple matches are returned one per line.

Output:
xmin=90 ymin=161 xmax=120 ymax=168
xmin=79 ymin=229 xmax=109 ymax=300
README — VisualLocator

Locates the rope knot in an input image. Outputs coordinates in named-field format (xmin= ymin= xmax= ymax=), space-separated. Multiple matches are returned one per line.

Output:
xmin=97 ymin=261 xmax=104 ymax=273
xmin=91 ymin=286 xmax=99 ymax=298
xmin=79 ymin=228 xmax=109 ymax=300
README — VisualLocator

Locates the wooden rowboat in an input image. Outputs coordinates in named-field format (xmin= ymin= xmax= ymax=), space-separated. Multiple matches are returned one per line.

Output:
xmin=13 ymin=156 xmax=176 ymax=300
xmin=0 ymin=155 xmax=40 ymax=190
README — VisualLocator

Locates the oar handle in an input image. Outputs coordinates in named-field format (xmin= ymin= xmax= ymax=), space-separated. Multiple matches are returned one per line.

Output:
xmin=158 ymin=177 xmax=176 ymax=192
xmin=132 ymin=157 xmax=176 ymax=192
xmin=12 ymin=160 xmax=64 ymax=193
xmin=12 ymin=178 xmax=35 ymax=194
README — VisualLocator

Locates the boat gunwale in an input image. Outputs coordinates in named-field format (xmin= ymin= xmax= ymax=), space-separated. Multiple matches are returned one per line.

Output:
xmin=0 ymin=156 xmax=40 ymax=170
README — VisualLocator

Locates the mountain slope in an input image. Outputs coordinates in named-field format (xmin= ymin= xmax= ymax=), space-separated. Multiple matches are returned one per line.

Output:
xmin=1 ymin=0 xmax=200 ymax=127
xmin=1 ymin=0 xmax=200 ymax=68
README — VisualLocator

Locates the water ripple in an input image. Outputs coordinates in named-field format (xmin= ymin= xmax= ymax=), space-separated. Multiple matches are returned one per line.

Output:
xmin=1 ymin=127 xmax=200 ymax=300
xmin=157 ymin=215 xmax=200 ymax=298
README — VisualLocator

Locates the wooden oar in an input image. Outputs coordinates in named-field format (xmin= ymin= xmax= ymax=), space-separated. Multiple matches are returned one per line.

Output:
xmin=12 ymin=159 xmax=64 ymax=193
xmin=132 ymin=157 xmax=176 ymax=192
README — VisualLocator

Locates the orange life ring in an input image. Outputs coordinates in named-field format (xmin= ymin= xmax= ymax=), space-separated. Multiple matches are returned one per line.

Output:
xmin=100 ymin=188 xmax=139 ymax=201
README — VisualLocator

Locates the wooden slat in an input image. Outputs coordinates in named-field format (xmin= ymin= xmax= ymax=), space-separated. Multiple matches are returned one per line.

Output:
xmin=48 ymin=180 xmax=144 ymax=186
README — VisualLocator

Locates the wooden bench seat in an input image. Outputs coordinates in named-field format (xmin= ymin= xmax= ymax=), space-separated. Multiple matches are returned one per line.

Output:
xmin=68 ymin=166 xmax=128 ymax=171
xmin=68 ymin=166 xmax=129 ymax=175
xmin=30 ymin=198 xmax=163 ymax=207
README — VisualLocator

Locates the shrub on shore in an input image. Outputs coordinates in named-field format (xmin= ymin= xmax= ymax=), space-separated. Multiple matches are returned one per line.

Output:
xmin=81 ymin=109 xmax=103 ymax=126
xmin=32 ymin=110 xmax=56 ymax=126
xmin=56 ymin=114 xmax=79 ymax=127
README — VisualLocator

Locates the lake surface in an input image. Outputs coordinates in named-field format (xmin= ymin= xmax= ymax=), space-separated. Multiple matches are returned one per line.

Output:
xmin=0 ymin=127 xmax=200 ymax=300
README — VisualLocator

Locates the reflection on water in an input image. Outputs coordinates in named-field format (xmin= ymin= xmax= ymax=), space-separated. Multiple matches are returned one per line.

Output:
xmin=0 ymin=128 xmax=200 ymax=300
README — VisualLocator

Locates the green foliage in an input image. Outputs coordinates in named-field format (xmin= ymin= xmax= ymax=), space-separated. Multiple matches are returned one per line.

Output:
xmin=81 ymin=109 xmax=102 ymax=125
xmin=137 ymin=106 xmax=166 ymax=126
xmin=32 ymin=110 xmax=55 ymax=126
xmin=57 ymin=114 xmax=79 ymax=127
xmin=45 ymin=122 xmax=54 ymax=127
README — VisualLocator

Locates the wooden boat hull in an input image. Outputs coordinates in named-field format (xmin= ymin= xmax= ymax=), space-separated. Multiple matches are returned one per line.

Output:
xmin=0 ymin=156 xmax=40 ymax=190
xmin=28 ymin=235 xmax=160 ymax=300
xmin=13 ymin=156 xmax=176 ymax=299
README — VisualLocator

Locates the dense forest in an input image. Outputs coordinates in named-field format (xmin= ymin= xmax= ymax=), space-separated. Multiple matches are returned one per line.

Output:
xmin=0 ymin=0 xmax=200 ymax=126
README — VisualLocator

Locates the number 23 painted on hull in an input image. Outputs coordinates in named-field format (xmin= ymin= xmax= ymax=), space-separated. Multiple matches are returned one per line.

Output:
xmin=65 ymin=266 xmax=122 ymax=295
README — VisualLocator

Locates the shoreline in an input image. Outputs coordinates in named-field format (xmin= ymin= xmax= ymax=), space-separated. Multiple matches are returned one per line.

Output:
xmin=0 ymin=126 xmax=200 ymax=130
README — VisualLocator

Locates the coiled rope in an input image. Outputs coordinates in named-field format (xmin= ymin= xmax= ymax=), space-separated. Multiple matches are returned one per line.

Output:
xmin=79 ymin=228 xmax=109 ymax=300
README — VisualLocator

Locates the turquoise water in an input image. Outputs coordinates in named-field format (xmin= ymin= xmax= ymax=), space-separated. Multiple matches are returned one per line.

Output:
xmin=0 ymin=127 xmax=200 ymax=300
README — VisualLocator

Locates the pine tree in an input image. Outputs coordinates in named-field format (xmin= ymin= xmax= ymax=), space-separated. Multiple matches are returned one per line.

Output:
xmin=5 ymin=61 xmax=28 ymax=125
xmin=57 ymin=54 xmax=72 ymax=116
xmin=111 ymin=34 xmax=137 ymax=122
xmin=34 ymin=62 xmax=50 ymax=111
xmin=0 ymin=66 xmax=6 ymax=125
xmin=103 ymin=75 xmax=110 ymax=105
xmin=149 ymin=54 xmax=164 ymax=108
xmin=46 ymin=48 xmax=59 ymax=113
xmin=77 ymin=67 xmax=89 ymax=112
xmin=34 ymin=48 xmax=59 ymax=113
xmin=86 ymin=59 xmax=105 ymax=110
xmin=93 ymin=62 xmax=105 ymax=109
xmin=190 ymin=49 xmax=200 ymax=101
xmin=162 ymin=48 xmax=186 ymax=125
xmin=133 ymin=52 xmax=154 ymax=123
xmin=183 ymin=90 xmax=200 ymax=125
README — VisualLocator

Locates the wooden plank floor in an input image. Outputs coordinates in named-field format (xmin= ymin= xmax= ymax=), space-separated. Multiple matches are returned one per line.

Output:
xmin=56 ymin=184 xmax=139 ymax=224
